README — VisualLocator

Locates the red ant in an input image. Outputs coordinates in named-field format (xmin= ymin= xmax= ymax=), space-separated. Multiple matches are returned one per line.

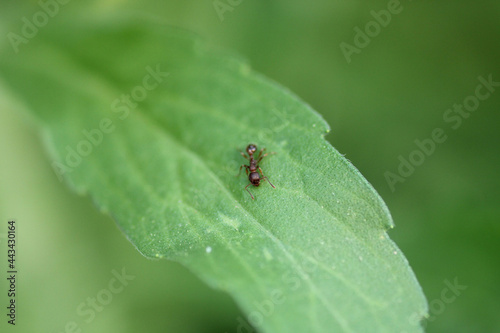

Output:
xmin=237 ymin=144 xmax=276 ymax=199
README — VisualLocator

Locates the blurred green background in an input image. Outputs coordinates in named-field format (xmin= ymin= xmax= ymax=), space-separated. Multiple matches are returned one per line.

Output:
xmin=1 ymin=1 xmax=499 ymax=332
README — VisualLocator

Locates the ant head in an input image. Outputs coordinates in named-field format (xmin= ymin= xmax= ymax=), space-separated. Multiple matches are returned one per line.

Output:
xmin=246 ymin=144 xmax=257 ymax=155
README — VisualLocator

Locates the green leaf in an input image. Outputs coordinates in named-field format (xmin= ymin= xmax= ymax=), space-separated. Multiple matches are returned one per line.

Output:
xmin=0 ymin=15 xmax=427 ymax=332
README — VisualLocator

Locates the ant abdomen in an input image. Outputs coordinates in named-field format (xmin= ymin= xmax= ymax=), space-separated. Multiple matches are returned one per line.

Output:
xmin=249 ymin=172 xmax=260 ymax=185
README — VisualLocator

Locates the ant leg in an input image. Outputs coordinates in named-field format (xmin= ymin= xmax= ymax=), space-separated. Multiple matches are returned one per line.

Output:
xmin=237 ymin=165 xmax=250 ymax=177
xmin=261 ymin=176 xmax=276 ymax=189
xmin=258 ymin=167 xmax=276 ymax=188
xmin=244 ymin=183 xmax=255 ymax=200
xmin=257 ymin=148 xmax=266 ymax=160
xmin=257 ymin=150 xmax=276 ymax=164
xmin=239 ymin=151 xmax=249 ymax=160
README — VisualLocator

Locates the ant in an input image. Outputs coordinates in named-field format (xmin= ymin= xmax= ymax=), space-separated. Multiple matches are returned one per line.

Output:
xmin=237 ymin=144 xmax=276 ymax=200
